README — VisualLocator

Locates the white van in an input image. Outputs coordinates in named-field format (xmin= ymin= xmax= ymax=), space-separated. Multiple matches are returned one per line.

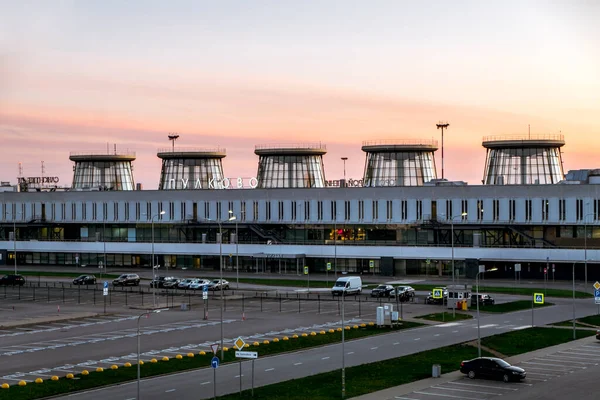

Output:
xmin=331 ymin=276 xmax=362 ymax=296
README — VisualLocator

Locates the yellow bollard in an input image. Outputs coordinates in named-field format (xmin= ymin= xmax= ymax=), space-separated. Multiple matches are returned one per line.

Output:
xmin=124 ymin=363 xmax=132 ymax=368
xmin=66 ymin=374 xmax=74 ymax=379
xmin=18 ymin=381 xmax=26 ymax=386
xmin=82 ymin=370 xmax=89 ymax=376
xmin=176 ymin=355 xmax=183 ymax=360
xmin=162 ymin=357 xmax=169 ymax=362
xmin=1 ymin=383 xmax=9 ymax=389
xmin=35 ymin=378 xmax=43 ymax=384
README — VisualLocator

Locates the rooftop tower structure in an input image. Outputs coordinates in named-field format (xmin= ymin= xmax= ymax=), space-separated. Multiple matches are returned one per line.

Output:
xmin=69 ymin=146 xmax=136 ymax=191
xmin=254 ymin=143 xmax=327 ymax=188
xmin=482 ymin=133 xmax=565 ymax=185
xmin=157 ymin=146 xmax=227 ymax=190
xmin=361 ymin=139 xmax=438 ymax=186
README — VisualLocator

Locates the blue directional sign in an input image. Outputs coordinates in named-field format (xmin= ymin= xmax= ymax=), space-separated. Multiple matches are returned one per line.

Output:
xmin=203 ymin=285 xmax=209 ymax=293
xmin=103 ymin=281 xmax=109 ymax=289
xmin=595 ymin=289 xmax=600 ymax=298
xmin=211 ymin=356 xmax=219 ymax=369
xmin=534 ymin=293 xmax=544 ymax=304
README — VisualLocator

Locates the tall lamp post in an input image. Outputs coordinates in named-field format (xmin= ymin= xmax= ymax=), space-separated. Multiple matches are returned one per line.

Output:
xmin=151 ymin=211 xmax=165 ymax=307
xmin=572 ymin=261 xmax=582 ymax=340
xmin=228 ymin=210 xmax=244 ymax=289
xmin=476 ymin=266 xmax=497 ymax=357
xmin=341 ymin=157 xmax=348 ymax=187
xmin=137 ymin=308 xmax=168 ymax=400
xmin=102 ymin=219 xmax=107 ymax=279
xmin=205 ymin=215 xmax=235 ymax=360
xmin=584 ymin=212 xmax=594 ymax=288
xmin=450 ymin=212 xmax=468 ymax=283
xmin=341 ymin=283 xmax=347 ymax=399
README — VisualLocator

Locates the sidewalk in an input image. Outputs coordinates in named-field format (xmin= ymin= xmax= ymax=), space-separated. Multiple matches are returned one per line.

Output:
xmin=352 ymin=335 xmax=599 ymax=400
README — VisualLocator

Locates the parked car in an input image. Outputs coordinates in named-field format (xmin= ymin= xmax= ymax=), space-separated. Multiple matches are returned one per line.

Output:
xmin=370 ymin=284 xmax=395 ymax=298
xmin=73 ymin=275 xmax=96 ymax=285
xmin=391 ymin=286 xmax=416 ymax=299
xmin=425 ymin=291 xmax=447 ymax=305
xmin=178 ymin=278 xmax=196 ymax=289
xmin=208 ymin=279 xmax=230 ymax=291
xmin=189 ymin=279 xmax=211 ymax=291
xmin=596 ymin=329 xmax=600 ymax=341
xmin=112 ymin=274 xmax=140 ymax=286
xmin=161 ymin=277 xmax=181 ymax=289
xmin=331 ymin=276 xmax=362 ymax=296
xmin=471 ymin=293 xmax=495 ymax=306
xmin=460 ymin=357 xmax=526 ymax=382
xmin=0 ymin=274 xmax=26 ymax=286
xmin=150 ymin=276 xmax=179 ymax=288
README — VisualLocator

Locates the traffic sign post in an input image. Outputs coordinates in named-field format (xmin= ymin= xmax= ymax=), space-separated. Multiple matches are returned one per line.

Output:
xmin=203 ymin=286 xmax=209 ymax=320
xmin=432 ymin=288 xmax=443 ymax=299
xmin=103 ymin=282 xmax=109 ymax=314
xmin=326 ymin=262 xmax=331 ymax=285
xmin=211 ymin=356 xmax=219 ymax=400
xmin=594 ymin=282 xmax=600 ymax=315
xmin=532 ymin=293 xmax=544 ymax=327
xmin=369 ymin=260 xmax=374 ymax=276
xmin=304 ymin=266 xmax=309 ymax=291
xmin=233 ymin=337 xmax=247 ymax=396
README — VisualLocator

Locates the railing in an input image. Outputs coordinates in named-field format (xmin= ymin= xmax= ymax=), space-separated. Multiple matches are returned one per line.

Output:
xmin=69 ymin=151 xmax=136 ymax=156
xmin=362 ymin=139 xmax=438 ymax=147
xmin=482 ymin=133 xmax=564 ymax=142
xmin=156 ymin=147 xmax=226 ymax=153
xmin=254 ymin=142 xmax=326 ymax=150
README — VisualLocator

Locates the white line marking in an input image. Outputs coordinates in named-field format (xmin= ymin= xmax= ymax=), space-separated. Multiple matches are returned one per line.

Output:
xmin=414 ymin=338 xmax=420 ymax=341
xmin=265 ymin=368 xmax=275 ymax=372
xmin=322 ymin=357 xmax=330 ymax=360
xmin=447 ymin=381 xmax=518 ymax=391
xmin=347 ymin=352 xmax=354 ymax=355
xmin=370 ymin=347 xmax=378 ymax=350
xmin=165 ymin=389 xmax=176 ymax=393
xmin=293 ymin=362 xmax=302 ymax=366
xmin=432 ymin=385 xmax=503 ymax=395
xmin=414 ymin=391 xmax=483 ymax=399
xmin=201 ymin=381 xmax=211 ymax=385
xmin=393 ymin=342 xmax=400 ymax=345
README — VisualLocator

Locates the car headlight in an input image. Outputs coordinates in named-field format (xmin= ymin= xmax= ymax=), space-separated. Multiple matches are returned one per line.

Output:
xmin=512 ymin=371 xmax=520 ymax=374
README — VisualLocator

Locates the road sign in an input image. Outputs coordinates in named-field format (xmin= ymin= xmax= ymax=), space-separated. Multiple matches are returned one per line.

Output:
xmin=203 ymin=284 xmax=209 ymax=300
xmin=594 ymin=281 xmax=600 ymax=290
xmin=304 ymin=266 xmax=309 ymax=275
xmin=233 ymin=337 xmax=246 ymax=350
xmin=432 ymin=288 xmax=443 ymax=299
xmin=534 ymin=293 xmax=544 ymax=304
xmin=210 ymin=343 xmax=219 ymax=355
xmin=211 ymin=356 xmax=219 ymax=369
xmin=369 ymin=260 xmax=374 ymax=268
xmin=595 ymin=289 xmax=600 ymax=298
xmin=515 ymin=263 xmax=521 ymax=272
xmin=103 ymin=282 xmax=109 ymax=289
xmin=326 ymin=262 xmax=331 ymax=271
xmin=235 ymin=351 xmax=258 ymax=359
xmin=103 ymin=281 xmax=109 ymax=296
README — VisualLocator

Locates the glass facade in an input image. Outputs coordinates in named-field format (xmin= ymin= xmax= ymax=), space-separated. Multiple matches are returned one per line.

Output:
xmin=362 ymin=151 xmax=437 ymax=186
xmin=256 ymin=155 xmax=325 ymax=188
xmin=483 ymin=147 xmax=564 ymax=185
xmin=159 ymin=158 xmax=225 ymax=190
xmin=72 ymin=161 xmax=135 ymax=190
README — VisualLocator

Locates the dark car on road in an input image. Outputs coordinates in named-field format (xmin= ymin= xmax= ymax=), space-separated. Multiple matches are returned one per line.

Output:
xmin=112 ymin=274 xmax=140 ymax=287
xmin=460 ymin=357 xmax=526 ymax=382
xmin=370 ymin=284 xmax=395 ymax=298
xmin=0 ymin=274 xmax=26 ymax=286
xmin=162 ymin=277 xmax=181 ymax=289
xmin=73 ymin=274 xmax=96 ymax=285
xmin=471 ymin=293 xmax=495 ymax=306
xmin=150 ymin=276 xmax=178 ymax=288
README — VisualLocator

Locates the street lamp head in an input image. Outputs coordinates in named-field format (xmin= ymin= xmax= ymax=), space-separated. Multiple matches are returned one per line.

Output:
xmin=154 ymin=308 xmax=169 ymax=313
xmin=159 ymin=210 xmax=165 ymax=215
xmin=487 ymin=267 xmax=498 ymax=272
xmin=461 ymin=212 xmax=467 ymax=216
xmin=228 ymin=216 xmax=236 ymax=221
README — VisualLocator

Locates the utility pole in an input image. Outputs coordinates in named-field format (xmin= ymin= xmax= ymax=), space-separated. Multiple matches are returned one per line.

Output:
xmin=436 ymin=122 xmax=450 ymax=180
xmin=341 ymin=157 xmax=348 ymax=187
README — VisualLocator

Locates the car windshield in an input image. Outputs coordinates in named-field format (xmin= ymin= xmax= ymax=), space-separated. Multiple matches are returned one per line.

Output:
xmin=212 ymin=280 xmax=220 ymax=284
xmin=118 ymin=274 xmax=127 ymax=279
xmin=76 ymin=275 xmax=86 ymax=279
xmin=334 ymin=282 xmax=346 ymax=287
xmin=397 ymin=287 xmax=406 ymax=291
xmin=494 ymin=359 xmax=511 ymax=368
xmin=375 ymin=285 xmax=386 ymax=290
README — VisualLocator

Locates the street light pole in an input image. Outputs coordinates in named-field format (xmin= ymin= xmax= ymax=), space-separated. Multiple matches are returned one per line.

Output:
xmin=13 ymin=217 xmax=17 ymax=275
xmin=572 ymin=261 xmax=579 ymax=340
xmin=476 ymin=267 xmax=497 ymax=358
xmin=137 ymin=308 xmax=168 ymax=400
xmin=584 ymin=212 xmax=593 ymax=288
xmin=103 ymin=219 xmax=107 ymax=279
xmin=229 ymin=210 xmax=243 ymax=290
xmin=341 ymin=157 xmax=348 ymax=187
xmin=151 ymin=211 xmax=165 ymax=308
xmin=341 ymin=284 xmax=346 ymax=399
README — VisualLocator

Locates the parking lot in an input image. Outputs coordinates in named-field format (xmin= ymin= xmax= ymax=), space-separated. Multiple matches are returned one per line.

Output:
xmin=393 ymin=342 xmax=600 ymax=400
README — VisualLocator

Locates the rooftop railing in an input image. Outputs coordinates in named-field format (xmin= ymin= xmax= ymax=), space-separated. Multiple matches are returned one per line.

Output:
xmin=482 ymin=133 xmax=564 ymax=142
xmin=254 ymin=142 xmax=326 ymax=150
xmin=157 ymin=147 xmax=226 ymax=153
xmin=362 ymin=139 xmax=438 ymax=147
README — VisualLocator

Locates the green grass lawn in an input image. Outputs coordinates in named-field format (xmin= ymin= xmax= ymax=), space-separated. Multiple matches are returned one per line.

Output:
xmin=550 ymin=314 xmax=600 ymax=328
xmin=481 ymin=327 xmax=596 ymax=356
xmin=477 ymin=300 xmax=552 ymax=313
xmin=416 ymin=312 xmax=473 ymax=322
xmin=410 ymin=284 xmax=592 ymax=298
xmin=218 ymin=343 xmax=487 ymax=400
xmin=0 ymin=322 xmax=421 ymax=400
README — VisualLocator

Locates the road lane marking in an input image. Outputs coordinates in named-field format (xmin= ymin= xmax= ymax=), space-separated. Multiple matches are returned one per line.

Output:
xmin=165 ymin=389 xmax=176 ymax=393
xmin=370 ymin=347 xmax=378 ymax=350
xmin=322 ymin=357 xmax=330 ymax=360
xmin=452 ymin=331 xmax=459 ymax=333
xmin=434 ymin=334 xmax=440 ymax=337
xmin=265 ymin=368 xmax=275 ymax=372
xmin=293 ymin=362 xmax=302 ymax=366
xmin=347 ymin=352 xmax=354 ymax=355
xmin=431 ymin=385 xmax=503 ymax=395
xmin=201 ymin=382 xmax=211 ymax=385
xmin=393 ymin=342 xmax=400 ymax=345
xmin=522 ymin=361 xmax=585 ymax=368
xmin=414 ymin=390 xmax=483 ymax=399
xmin=414 ymin=338 xmax=420 ymax=341
xmin=447 ymin=381 xmax=518 ymax=390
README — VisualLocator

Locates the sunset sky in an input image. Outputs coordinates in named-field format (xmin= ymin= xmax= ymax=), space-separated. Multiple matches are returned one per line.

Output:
xmin=1 ymin=1 xmax=599 ymax=188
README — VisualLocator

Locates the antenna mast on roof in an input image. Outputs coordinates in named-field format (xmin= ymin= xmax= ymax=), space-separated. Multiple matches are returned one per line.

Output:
xmin=436 ymin=122 xmax=450 ymax=180
xmin=168 ymin=133 xmax=180 ymax=152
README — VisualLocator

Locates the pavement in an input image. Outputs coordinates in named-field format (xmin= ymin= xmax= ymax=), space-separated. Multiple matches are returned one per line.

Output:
xmin=353 ymin=335 xmax=600 ymax=400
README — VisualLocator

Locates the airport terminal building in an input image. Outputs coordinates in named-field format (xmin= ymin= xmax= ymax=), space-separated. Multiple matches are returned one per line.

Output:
xmin=1 ymin=134 xmax=600 ymax=281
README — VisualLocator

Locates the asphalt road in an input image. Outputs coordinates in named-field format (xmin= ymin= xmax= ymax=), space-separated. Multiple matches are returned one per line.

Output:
xmin=57 ymin=298 xmax=600 ymax=400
